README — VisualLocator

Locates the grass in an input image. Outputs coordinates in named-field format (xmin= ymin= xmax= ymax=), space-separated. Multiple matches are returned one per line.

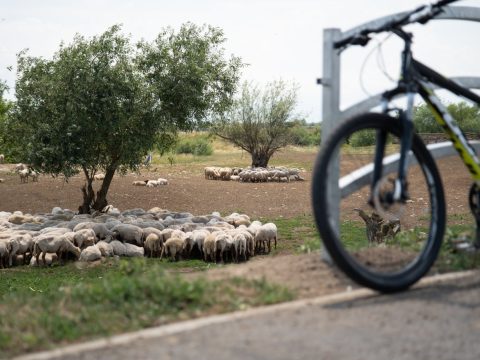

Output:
xmin=0 ymin=258 xmax=293 ymax=358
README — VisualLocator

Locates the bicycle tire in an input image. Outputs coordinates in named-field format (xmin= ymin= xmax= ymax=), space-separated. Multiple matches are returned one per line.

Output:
xmin=312 ymin=113 xmax=445 ymax=293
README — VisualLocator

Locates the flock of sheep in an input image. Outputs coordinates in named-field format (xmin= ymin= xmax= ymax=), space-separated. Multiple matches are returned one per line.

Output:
xmin=204 ymin=166 xmax=304 ymax=183
xmin=0 ymin=206 xmax=278 ymax=268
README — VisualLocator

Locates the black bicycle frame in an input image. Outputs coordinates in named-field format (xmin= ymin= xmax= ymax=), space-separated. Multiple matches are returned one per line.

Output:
xmin=373 ymin=34 xmax=480 ymax=200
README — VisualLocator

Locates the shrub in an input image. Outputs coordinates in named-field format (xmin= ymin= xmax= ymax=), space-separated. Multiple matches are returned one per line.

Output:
xmin=289 ymin=124 xmax=321 ymax=146
xmin=349 ymin=129 xmax=376 ymax=147
xmin=175 ymin=137 xmax=213 ymax=156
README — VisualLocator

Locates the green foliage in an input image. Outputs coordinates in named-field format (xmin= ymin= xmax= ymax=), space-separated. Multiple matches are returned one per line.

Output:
xmin=175 ymin=136 xmax=213 ymax=156
xmin=289 ymin=122 xmax=321 ymax=146
xmin=9 ymin=23 xmax=242 ymax=211
xmin=349 ymin=129 xmax=377 ymax=147
xmin=0 ymin=259 xmax=293 ymax=357
xmin=212 ymin=80 xmax=300 ymax=167
xmin=0 ymin=81 xmax=17 ymax=161
xmin=413 ymin=101 xmax=480 ymax=133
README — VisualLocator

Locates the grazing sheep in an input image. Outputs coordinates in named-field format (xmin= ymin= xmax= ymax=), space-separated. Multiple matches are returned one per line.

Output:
xmin=144 ymin=233 xmax=163 ymax=257
xmin=272 ymin=169 xmax=290 ymax=182
xmin=219 ymin=167 xmax=232 ymax=181
xmin=8 ymin=233 xmax=34 ymax=266
xmin=182 ymin=232 xmax=195 ymax=256
xmin=0 ymin=154 xmax=4 ymax=163
xmin=18 ymin=169 xmax=29 ymax=183
xmin=0 ymin=239 xmax=11 ymax=268
xmin=15 ymin=163 xmax=27 ymax=171
xmin=110 ymin=240 xmax=127 ymax=256
xmin=214 ymin=232 xmax=232 ymax=263
xmin=254 ymin=223 xmax=278 ymax=253
xmin=111 ymin=224 xmax=144 ymax=246
xmin=233 ymin=232 xmax=247 ymax=262
xmin=79 ymin=245 xmax=102 ymax=262
xmin=73 ymin=229 xmax=96 ymax=249
xmin=202 ymin=233 xmax=216 ymax=262
xmin=29 ymin=253 xmax=58 ymax=266
xmin=160 ymin=236 xmax=184 ymax=261
xmin=33 ymin=233 xmax=81 ymax=266
xmin=96 ymin=241 xmax=114 ymax=257
xmin=161 ymin=228 xmax=185 ymax=242
xmin=124 ymin=243 xmax=144 ymax=257
xmin=29 ymin=170 xmax=39 ymax=182
xmin=73 ymin=222 xmax=113 ymax=242
xmin=192 ymin=229 xmax=209 ymax=257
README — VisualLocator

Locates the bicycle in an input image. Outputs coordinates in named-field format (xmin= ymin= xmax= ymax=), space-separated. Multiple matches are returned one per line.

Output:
xmin=311 ymin=0 xmax=480 ymax=293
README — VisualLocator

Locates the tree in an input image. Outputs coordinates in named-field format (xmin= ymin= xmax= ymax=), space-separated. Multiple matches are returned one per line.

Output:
xmin=0 ymin=81 xmax=14 ymax=159
xmin=212 ymin=80 xmax=299 ymax=168
xmin=10 ymin=24 xmax=242 ymax=213
xmin=413 ymin=101 xmax=480 ymax=133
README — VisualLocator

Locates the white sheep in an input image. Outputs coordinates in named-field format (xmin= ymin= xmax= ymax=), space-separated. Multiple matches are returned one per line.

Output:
xmin=33 ymin=233 xmax=81 ymax=266
xmin=73 ymin=228 xmax=96 ymax=249
xmin=202 ymin=233 xmax=216 ymax=262
xmin=111 ymin=224 xmax=144 ymax=246
xmin=0 ymin=154 xmax=4 ymax=164
xmin=29 ymin=170 xmax=39 ymax=182
xmin=254 ymin=223 xmax=278 ymax=253
xmin=94 ymin=173 xmax=105 ymax=181
xmin=8 ymin=233 xmax=34 ymax=266
xmin=146 ymin=180 xmax=159 ymax=188
xmin=214 ymin=232 xmax=232 ymax=263
xmin=160 ymin=236 xmax=184 ymax=261
xmin=96 ymin=241 xmax=114 ymax=257
xmin=192 ymin=229 xmax=209 ymax=258
xmin=18 ymin=169 xmax=29 ymax=183
xmin=79 ymin=245 xmax=102 ymax=262
xmin=233 ymin=232 xmax=247 ymax=262
xmin=144 ymin=233 xmax=163 ymax=257
xmin=132 ymin=180 xmax=147 ymax=186
xmin=110 ymin=240 xmax=127 ymax=256
xmin=0 ymin=239 xmax=11 ymax=268
xmin=157 ymin=178 xmax=168 ymax=185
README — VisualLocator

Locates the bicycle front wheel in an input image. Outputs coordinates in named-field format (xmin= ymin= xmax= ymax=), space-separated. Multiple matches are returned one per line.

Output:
xmin=312 ymin=113 xmax=446 ymax=292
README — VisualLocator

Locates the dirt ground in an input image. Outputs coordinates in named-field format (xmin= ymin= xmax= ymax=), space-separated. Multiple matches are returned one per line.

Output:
xmin=0 ymin=155 xmax=475 ymax=297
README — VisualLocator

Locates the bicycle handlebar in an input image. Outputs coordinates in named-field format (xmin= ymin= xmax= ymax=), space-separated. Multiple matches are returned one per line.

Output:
xmin=333 ymin=0 xmax=460 ymax=50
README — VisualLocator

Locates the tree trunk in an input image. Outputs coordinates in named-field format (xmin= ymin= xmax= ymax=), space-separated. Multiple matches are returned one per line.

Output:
xmin=251 ymin=151 xmax=270 ymax=168
xmin=78 ymin=177 xmax=95 ymax=214
xmin=92 ymin=166 xmax=116 ymax=211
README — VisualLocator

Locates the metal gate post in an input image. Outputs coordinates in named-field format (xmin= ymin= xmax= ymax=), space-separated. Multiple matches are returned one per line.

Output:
xmin=320 ymin=28 xmax=342 ymax=263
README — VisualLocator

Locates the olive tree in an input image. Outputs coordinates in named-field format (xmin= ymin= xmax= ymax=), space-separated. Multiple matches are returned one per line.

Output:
xmin=212 ymin=80 xmax=299 ymax=168
xmin=11 ymin=24 xmax=242 ymax=213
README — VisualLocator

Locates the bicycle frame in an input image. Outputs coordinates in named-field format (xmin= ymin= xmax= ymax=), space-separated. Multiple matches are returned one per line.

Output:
xmin=374 ymin=34 xmax=480 ymax=201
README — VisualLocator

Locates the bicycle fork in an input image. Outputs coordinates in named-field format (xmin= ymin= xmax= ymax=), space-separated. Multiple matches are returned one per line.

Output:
xmin=370 ymin=94 xmax=415 ymax=209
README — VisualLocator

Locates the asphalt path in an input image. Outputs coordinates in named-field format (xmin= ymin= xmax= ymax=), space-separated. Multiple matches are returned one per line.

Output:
xmin=17 ymin=271 xmax=480 ymax=360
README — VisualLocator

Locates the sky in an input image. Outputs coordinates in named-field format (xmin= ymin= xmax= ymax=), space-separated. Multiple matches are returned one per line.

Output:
xmin=1 ymin=0 xmax=479 ymax=122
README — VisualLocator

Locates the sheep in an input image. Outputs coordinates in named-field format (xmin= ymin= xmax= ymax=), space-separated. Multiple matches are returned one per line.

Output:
xmin=96 ymin=240 xmax=114 ymax=257
xmin=161 ymin=228 xmax=185 ymax=242
xmin=15 ymin=163 xmax=27 ymax=171
xmin=202 ymin=233 xmax=216 ymax=262
xmin=214 ymin=232 xmax=233 ymax=263
xmin=233 ymin=232 xmax=247 ymax=262
xmin=79 ymin=245 xmax=102 ymax=262
xmin=110 ymin=240 xmax=127 ymax=256
xmin=94 ymin=173 xmax=105 ymax=181
xmin=144 ymin=233 xmax=163 ymax=257
xmin=0 ymin=154 xmax=4 ymax=164
xmin=219 ymin=167 xmax=232 ymax=181
xmin=182 ymin=232 xmax=195 ymax=256
xmin=8 ymin=233 xmax=34 ymax=266
xmin=73 ymin=222 xmax=113 ymax=242
xmin=132 ymin=180 xmax=148 ymax=186
xmin=0 ymin=239 xmax=11 ymax=268
xmin=111 ymin=224 xmax=144 ymax=246
xmin=18 ymin=169 xmax=29 ymax=183
xmin=160 ymin=236 xmax=184 ymax=261
xmin=124 ymin=243 xmax=144 ymax=257
xmin=157 ymin=178 xmax=168 ymax=185
xmin=192 ymin=229 xmax=209 ymax=258
xmin=33 ymin=233 xmax=81 ymax=266
xmin=29 ymin=170 xmax=39 ymax=182
xmin=254 ymin=223 xmax=278 ymax=253
xmin=204 ymin=167 xmax=220 ymax=180
xmin=73 ymin=229 xmax=96 ymax=249
xmin=8 ymin=212 xmax=37 ymax=225
xmin=29 ymin=253 xmax=58 ymax=266
xmin=146 ymin=180 xmax=159 ymax=188
xmin=272 ymin=169 xmax=290 ymax=182
xmin=247 ymin=220 xmax=263 ymax=236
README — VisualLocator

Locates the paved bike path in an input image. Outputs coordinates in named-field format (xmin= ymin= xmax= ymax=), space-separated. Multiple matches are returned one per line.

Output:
xmin=17 ymin=271 xmax=480 ymax=360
